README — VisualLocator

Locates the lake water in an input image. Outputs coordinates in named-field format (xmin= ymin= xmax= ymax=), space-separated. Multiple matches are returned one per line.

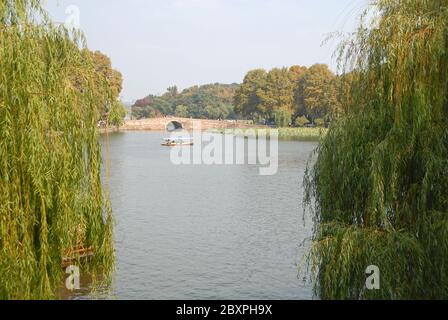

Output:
xmin=72 ymin=131 xmax=317 ymax=299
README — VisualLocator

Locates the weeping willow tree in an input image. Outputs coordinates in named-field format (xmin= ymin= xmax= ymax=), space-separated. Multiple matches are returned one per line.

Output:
xmin=305 ymin=0 xmax=448 ymax=299
xmin=0 ymin=0 xmax=114 ymax=299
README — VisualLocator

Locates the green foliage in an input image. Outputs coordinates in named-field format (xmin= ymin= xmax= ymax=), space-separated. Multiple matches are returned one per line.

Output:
xmin=294 ymin=116 xmax=309 ymax=127
xmin=277 ymin=127 xmax=326 ymax=141
xmin=108 ymin=101 xmax=127 ymax=127
xmin=174 ymin=105 xmax=189 ymax=118
xmin=234 ymin=69 xmax=267 ymax=120
xmin=235 ymin=67 xmax=296 ymax=126
xmin=235 ymin=64 xmax=340 ymax=127
xmin=90 ymin=51 xmax=123 ymax=102
xmin=314 ymin=118 xmax=325 ymax=127
xmin=87 ymin=50 xmax=124 ymax=122
xmin=132 ymin=83 xmax=238 ymax=120
xmin=274 ymin=107 xmax=291 ymax=128
xmin=217 ymin=127 xmax=326 ymax=141
xmin=305 ymin=0 xmax=448 ymax=299
xmin=300 ymin=64 xmax=339 ymax=123
xmin=259 ymin=68 xmax=295 ymax=119
xmin=0 ymin=0 xmax=114 ymax=299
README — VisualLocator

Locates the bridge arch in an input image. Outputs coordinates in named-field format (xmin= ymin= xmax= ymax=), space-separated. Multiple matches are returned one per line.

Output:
xmin=166 ymin=120 xmax=183 ymax=132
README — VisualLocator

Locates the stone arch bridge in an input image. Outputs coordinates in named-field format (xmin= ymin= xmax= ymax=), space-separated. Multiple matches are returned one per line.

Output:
xmin=122 ymin=118 xmax=259 ymax=131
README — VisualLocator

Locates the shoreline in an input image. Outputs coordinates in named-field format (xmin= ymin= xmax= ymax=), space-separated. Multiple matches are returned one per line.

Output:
xmin=99 ymin=125 xmax=326 ymax=141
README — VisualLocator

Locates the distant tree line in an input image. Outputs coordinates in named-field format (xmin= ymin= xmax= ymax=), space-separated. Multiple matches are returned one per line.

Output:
xmin=132 ymin=64 xmax=349 ymax=127
xmin=234 ymin=64 xmax=346 ymax=127
xmin=132 ymin=84 xmax=239 ymax=120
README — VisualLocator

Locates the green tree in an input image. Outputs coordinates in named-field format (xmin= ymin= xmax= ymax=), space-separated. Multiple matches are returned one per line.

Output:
xmin=90 ymin=51 xmax=123 ymax=99
xmin=174 ymin=105 xmax=189 ymax=118
xmin=0 ymin=0 xmax=114 ymax=299
xmin=294 ymin=116 xmax=309 ymax=127
xmin=336 ymin=72 xmax=356 ymax=115
xmin=305 ymin=0 xmax=448 ymax=299
xmin=290 ymin=66 xmax=308 ymax=122
xmin=274 ymin=107 xmax=291 ymax=127
xmin=133 ymin=83 xmax=238 ymax=120
xmin=234 ymin=65 xmax=342 ymax=126
xmin=234 ymin=69 xmax=268 ymax=121
xmin=301 ymin=64 xmax=338 ymax=124
xmin=89 ymin=50 xmax=124 ymax=119
xmin=108 ymin=101 xmax=127 ymax=127
xmin=258 ymin=68 xmax=295 ymax=122
xmin=289 ymin=65 xmax=308 ymax=83
xmin=151 ymin=97 xmax=173 ymax=115
xmin=166 ymin=85 xmax=179 ymax=98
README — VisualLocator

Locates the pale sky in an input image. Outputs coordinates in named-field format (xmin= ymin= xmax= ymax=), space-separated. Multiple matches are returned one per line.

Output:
xmin=44 ymin=0 xmax=368 ymax=101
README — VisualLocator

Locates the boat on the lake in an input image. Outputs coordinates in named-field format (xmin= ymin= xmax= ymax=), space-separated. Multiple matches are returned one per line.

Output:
xmin=162 ymin=137 xmax=194 ymax=147
xmin=62 ymin=247 xmax=94 ymax=268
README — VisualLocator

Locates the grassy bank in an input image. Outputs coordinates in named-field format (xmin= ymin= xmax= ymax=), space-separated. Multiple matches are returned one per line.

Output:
xmin=214 ymin=127 xmax=327 ymax=141
xmin=277 ymin=127 xmax=327 ymax=141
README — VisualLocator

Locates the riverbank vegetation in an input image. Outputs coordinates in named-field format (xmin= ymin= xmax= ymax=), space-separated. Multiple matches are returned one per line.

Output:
xmin=0 ymin=0 xmax=115 ymax=299
xmin=277 ymin=128 xmax=326 ymax=141
xmin=132 ymin=83 xmax=239 ymax=120
xmin=215 ymin=127 xmax=326 ymax=141
xmin=131 ymin=64 xmax=344 ymax=128
xmin=234 ymin=64 xmax=342 ymax=127
xmin=305 ymin=0 xmax=448 ymax=299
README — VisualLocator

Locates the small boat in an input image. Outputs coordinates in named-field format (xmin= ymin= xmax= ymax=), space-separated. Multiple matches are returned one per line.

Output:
xmin=162 ymin=137 xmax=194 ymax=147
xmin=62 ymin=247 xmax=94 ymax=268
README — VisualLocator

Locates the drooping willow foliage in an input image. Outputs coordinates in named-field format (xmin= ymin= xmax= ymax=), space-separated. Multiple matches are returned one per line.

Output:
xmin=0 ymin=0 xmax=114 ymax=299
xmin=305 ymin=0 xmax=448 ymax=299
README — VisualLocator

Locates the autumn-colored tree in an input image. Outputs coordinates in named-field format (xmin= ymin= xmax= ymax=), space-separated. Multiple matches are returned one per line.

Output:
xmin=90 ymin=51 xmax=123 ymax=99
xmin=336 ymin=72 xmax=356 ymax=114
xmin=88 ymin=50 xmax=125 ymax=126
xmin=299 ymin=64 xmax=339 ymax=124
xmin=289 ymin=65 xmax=308 ymax=83
xmin=289 ymin=65 xmax=308 ymax=122
xmin=234 ymin=69 xmax=268 ymax=121
xmin=258 ymin=68 xmax=295 ymax=121
xmin=235 ymin=65 xmax=341 ymax=127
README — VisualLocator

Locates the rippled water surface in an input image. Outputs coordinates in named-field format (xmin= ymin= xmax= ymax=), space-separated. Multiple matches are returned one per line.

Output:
xmin=75 ymin=131 xmax=317 ymax=299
